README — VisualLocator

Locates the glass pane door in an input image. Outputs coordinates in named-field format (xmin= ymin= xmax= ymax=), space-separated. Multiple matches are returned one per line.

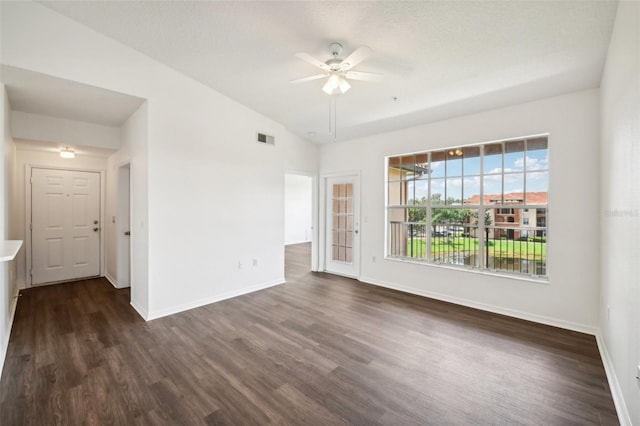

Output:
xmin=325 ymin=175 xmax=359 ymax=277
xmin=331 ymin=182 xmax=354 ymax=263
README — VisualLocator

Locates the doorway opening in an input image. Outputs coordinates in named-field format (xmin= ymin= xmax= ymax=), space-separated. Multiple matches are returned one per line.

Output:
xmin=284 ymin=172 xmax=316 ymax=280
xmin=116 ymin=163 xmax=131 ymax=288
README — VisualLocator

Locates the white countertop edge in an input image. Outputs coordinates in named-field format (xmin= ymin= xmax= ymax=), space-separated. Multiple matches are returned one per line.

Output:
xmin=0 ymin=240 xmax=23 ymax=262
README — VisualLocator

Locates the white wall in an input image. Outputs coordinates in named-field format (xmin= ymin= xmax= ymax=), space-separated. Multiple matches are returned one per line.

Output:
xmin=321 ymin=89 xmax=601 ymax=332
xmin=1 ymin=2 xmax=318 ymax=319
xmin=284 ymin=174 xmax=313 ymax=245
xmin=600 ymin=1 xmax=640 ymax=424
xmin=11 ymin=111 xmax=120 ymax=150
xmin=0 ymin=86 xmax=18 ymax=377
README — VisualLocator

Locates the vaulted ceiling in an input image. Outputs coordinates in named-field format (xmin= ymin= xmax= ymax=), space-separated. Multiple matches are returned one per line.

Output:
xmin=36 ymin=1 xmax=618 ymax=143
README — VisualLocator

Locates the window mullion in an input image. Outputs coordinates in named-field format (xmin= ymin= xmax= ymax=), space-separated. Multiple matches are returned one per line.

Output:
xmin=500 ymin=141 xmax=505 ymax=205
xmin=426 ymin=151 xmax=432 ymax=262
xmin=523 ymin=139 xmax=528 ymax=206
xmin=479 ymin=144 xmax=485 ymax=270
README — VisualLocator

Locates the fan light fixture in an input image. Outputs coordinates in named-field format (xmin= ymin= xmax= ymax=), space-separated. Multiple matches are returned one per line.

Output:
xmin=60 ymin=146 xmax=75 ymax=159
xmin=338 ymin=78 xmax=351 ymax=94
xmin=292 ymin=42 xmax=383 ymax=140
xmin=322 ymin=74 xmax=351 ymax=95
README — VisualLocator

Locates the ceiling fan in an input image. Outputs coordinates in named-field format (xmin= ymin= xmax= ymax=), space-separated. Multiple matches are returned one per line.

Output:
xmin=291 ymin=43 xmax=383 ymax=95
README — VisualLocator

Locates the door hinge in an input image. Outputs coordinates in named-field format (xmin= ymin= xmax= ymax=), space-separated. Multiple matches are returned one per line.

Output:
xmin=29 ymin=270 xmax=33 ymax=276
xmin=30 ymin=177 xmax=33 ymax=184
xmin=30 ymin=223 xmax=32 ymax=230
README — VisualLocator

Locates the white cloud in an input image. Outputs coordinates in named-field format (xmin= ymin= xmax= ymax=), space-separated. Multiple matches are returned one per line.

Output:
xmin=447 ymin=178 xmax=463 ymax=188
xmin=514 ymin=155 xmax=548 ymax=170
xmin=464 ymin=176 xmax=480 ymax=185
xmin=487 ymin=167 xmax=518 ymax=174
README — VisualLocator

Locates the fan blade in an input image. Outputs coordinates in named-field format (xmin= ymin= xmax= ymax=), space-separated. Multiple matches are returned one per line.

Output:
xmin=295 ymin=52 xmax=330 ymax=71
xmin=290 ymin=74 xmax=327 ymax=84
xmin=345 ymin=71 xmax=384 ymax=82
xmin=340 ymin=46 xmax=372 ymax=70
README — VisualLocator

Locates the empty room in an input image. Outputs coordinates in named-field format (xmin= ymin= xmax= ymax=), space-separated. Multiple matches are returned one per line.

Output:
xmin=0 ymin=1 xmax=638 ymax=424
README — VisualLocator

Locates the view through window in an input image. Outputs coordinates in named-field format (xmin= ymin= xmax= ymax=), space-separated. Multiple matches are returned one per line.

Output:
xmin=386 ymin=136 xmax=548 ymax=278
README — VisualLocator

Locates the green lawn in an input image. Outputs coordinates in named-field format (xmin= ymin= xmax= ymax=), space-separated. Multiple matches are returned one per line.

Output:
xmin=407 ymin=236 xmax=546 ymax=260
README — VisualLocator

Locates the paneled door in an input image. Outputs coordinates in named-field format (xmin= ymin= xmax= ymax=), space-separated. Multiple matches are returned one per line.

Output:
xmin=31 ymin=168 xmax=101 ymax=285
xmin=325 ymin=175 xmax=359 ymax=278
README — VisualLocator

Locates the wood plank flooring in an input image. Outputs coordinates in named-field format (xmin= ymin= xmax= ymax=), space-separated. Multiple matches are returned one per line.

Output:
xmin=0 ymin=243 xmax=618 ymax=425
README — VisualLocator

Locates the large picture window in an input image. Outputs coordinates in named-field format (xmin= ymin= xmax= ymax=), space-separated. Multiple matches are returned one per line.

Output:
xmin=386 ymin=135 xmax=548 ymax=279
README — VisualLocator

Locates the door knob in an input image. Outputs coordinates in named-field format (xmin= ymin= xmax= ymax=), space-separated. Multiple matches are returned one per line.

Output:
xmin=124 ymin=231 xmax=131 ymax=236
xmin=93 ymin=227 xmax=99 ymax=232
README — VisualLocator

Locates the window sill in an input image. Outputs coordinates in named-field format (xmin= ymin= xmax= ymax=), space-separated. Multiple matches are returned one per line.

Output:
xmin=384 ymin=255 xmax=550 ymax=285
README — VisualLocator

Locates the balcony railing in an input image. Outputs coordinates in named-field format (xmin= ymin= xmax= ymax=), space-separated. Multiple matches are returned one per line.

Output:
xmin=389 ymin=221 xmax=547 ymax=277
xmin=485 ymin=226 xmax=546 ymax=276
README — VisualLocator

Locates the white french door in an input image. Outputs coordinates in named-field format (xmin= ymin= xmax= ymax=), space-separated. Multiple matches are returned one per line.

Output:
xmin=325 ymin=175 xmax=360 ymax=278
xmin=31 ymin=168 xmax=101 ymax=285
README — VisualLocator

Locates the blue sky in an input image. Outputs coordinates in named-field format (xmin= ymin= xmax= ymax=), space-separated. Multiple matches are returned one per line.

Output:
xmin=409 ymin=148 xmax=548 ymax=201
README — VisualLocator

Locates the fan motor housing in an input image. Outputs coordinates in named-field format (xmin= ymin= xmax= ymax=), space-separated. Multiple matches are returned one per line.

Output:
xmin=325 ymin=58 xmax=343 ymax=71
xmin=328 ymin=42 xmax=343 ymax=56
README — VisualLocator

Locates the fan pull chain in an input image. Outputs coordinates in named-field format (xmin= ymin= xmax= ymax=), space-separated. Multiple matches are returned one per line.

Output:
xmin=329 ymin=97 xmax=332 ymax=136
xmin=328 ymin=95 xmax=338 ymax=142
xmin=333 ymin=95 xmax=337 ymax=142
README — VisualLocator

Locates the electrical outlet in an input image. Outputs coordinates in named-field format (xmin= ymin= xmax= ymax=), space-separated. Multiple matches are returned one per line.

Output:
xmin=372 ymin=256 xmax=376 ymax=263
xmin=238 ymin=261 xmax=243 ymax=270
xmin=253 ymin=258 xmax=258 ymax=267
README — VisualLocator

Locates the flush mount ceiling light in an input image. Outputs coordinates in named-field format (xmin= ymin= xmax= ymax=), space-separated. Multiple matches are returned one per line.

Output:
xmin=60 ymin=146 xmax=75 ymax=159
xmin=291 ymin=42 xmax=383 ymax=96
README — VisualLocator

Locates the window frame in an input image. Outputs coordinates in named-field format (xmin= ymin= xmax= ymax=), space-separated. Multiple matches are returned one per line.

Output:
xmin=385 ymin=135 xmax=549 ymax=281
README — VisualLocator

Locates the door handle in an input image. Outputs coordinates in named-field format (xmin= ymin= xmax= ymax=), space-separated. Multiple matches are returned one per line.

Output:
xmin=124 ymin=231 xmax=131 ymax=236
xmin=93 ymin=227 xmax=99 ymax=232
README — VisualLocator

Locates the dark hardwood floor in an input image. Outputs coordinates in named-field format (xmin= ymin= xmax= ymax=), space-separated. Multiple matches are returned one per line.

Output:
xmin=0 ymin=243 xmax=618 ymax=425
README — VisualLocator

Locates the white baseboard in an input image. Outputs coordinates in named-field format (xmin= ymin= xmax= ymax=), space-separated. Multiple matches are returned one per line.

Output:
xmin=595 ymin=333 xmax=632 ymax=426
xmin=130 ymin=298 xmax=149 ymax=321
xmin=0 ymin=284 xmax=21 ymax=378
xmin=146 ymin=278 xmax=285 ymax=321
xmin=104 ymin=273 xmax=118 ymax=288
xmin=358 ymin=276 xmax=598 ymax=335
xmin=104 ymin=273 xmax=130 ymax=289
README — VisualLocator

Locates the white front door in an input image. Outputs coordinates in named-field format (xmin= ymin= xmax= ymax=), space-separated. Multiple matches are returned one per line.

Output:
xmin=31 ymin=168 xmax=101 ymax=285
xmin=325 ymin=175 xmax=360 ymax=278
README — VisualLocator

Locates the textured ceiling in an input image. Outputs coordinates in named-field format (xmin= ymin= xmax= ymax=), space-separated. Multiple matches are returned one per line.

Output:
xmin=39 ymin=1 xmax=618 ymax=143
